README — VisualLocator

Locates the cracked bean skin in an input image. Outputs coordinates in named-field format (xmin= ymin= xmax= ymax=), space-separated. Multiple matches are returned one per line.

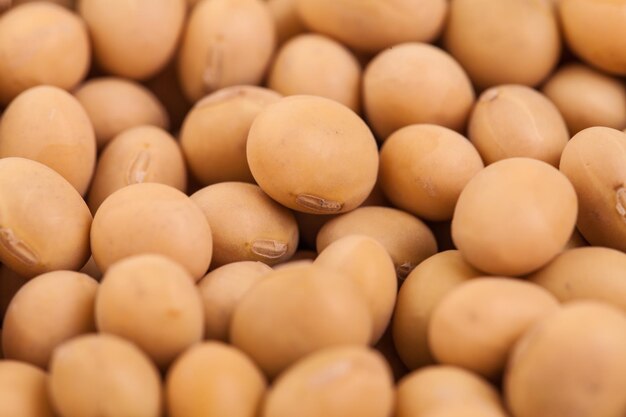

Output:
xmin=247 ymin=95 xmax=379 ymax=214
xmin=559 ymin=127 xmax=626 ymax=252
xmin=0 ymin=157 xmax=91 ymax=278
xmin=191 ymin=182 xmax=298 ymax=268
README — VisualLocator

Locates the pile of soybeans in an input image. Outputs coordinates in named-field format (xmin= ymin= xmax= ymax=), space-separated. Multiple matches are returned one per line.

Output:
xmin=0 ymin=1 xmax=625 ymax=416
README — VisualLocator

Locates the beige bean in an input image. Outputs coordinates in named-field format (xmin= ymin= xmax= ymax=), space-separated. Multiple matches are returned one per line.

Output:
xmin=166 ymin=342 xmax=266 ymax=417
xmin=363 ymin=43 xmax=475 ymax=139
xmin=0 ymin=2 xmax=89 ymax=104
xmin=87 ymin=125 xmax=187 ymax=212
xmin=317 ymin=206 xmax=438 ymax=279
xmin=178 ymin=0 xmax=275 ymax=102
xmin=230 ymin=264 xmax=372 ymax=377
xmin=180 ymin=86 xmax=281 ymax=186
xmin=90 ymin=183 xmax=212 ymax=280
xmin=452 ymin=158 xmax=577 ymax=276
xmin=191 ymin=182 xmax=298 ymax=267
xmin=2 ymin=271 xmax=97 ymax=369
xmin=445 ymin=0 xmax=560 ymax=88
xmin=78 ymin=0 xmax=185 ymax=79
xmin=74 ymin=77 xmax=169 ymax=149
xmin=0 ymin=158 xmax=91 ymax=278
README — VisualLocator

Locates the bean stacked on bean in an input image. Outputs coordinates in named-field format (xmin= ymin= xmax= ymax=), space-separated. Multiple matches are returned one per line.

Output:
xmin=0 ymin=1 xmax=625 ymax=417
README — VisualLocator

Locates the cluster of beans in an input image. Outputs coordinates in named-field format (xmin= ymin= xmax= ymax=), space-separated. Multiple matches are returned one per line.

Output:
xmin=0 ymin=0 xmax=625 ymax=416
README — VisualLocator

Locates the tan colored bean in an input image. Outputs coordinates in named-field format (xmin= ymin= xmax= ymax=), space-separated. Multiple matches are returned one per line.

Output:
xmin=396 ymin=366 xmax=506 ymax=417
xmin=247 ymin=95 xmax=379 ymax=214
xmin=363 ymin=43 xmax=475 ymax=139
xmin=166 ymin=342 xmax=266 ymax=417
xmin=542 ymin=64 xmax=626 ymax=135
xmin=87 ymin=125 xmax=187 ymax=212
xmin=262 ymin=346 xmax=394 ymax=417
xmin=230 ymin=264 xmax=372 ymax=377
xmin=445 ymin=0 xmax=560 ymax=88
xmin=452 ymin=158 xmax=577 ymax=276
xmin=315 ymin=235 xmax=397 ymax=343
xmin=0 ymin=2 xmax=89 ymax=104
xmin=392 ymin=250 xmax=483 ymax=370
xmin=49 ymin=334 xmax=162 ymax=417
xmin=468 ymin=85 xmax=569 ymax=167
xmin=558 ymin=0 xmax=626 ymax=75
xmin=90 ymin=183 xmax=212 ymax=280
xmin=0 ymin=158 xmax=91 ymax=278
xmin=559 ymin=127 xmax=626 ymax=251
xmin=95 ymin=254 xmax=204 ymax=369
xmin=191 ymin=182 xmax=299 ymax=267
xmin=317 ymin=206 xmax=438 ymax=279
xmin=380 ymin=124 xmax=484 ymax=221
xmin=296 ymin=0 xmax=447 ymax=53
xmin=0 ymin=85 xmax=96 ymax=195
xmin=78 ymin=0 xmax=185 ymax=79
xmin=2 ymin=271 xmax=97 ymax=368
xmin=178 ymin=0 xmax=275 ymax=101
xmin=268 ymin=34 xmax=361 ymax=112
xmin=197 ymin=261 xmax=272 ymax=341
xmin=529 ymin=247 xmax=626 ymax=312
xmin=74 ymin=77 xmax=169 ymax=149
xmin=180 ymin=86 xmax=281 ymax=186
xmin=429 ymin=278 xmax=559 ymax=379
xmin=0 ymin=360 xmax=55 ymax=417
xmin=506 ymin=302 xmax=626 ymax=417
